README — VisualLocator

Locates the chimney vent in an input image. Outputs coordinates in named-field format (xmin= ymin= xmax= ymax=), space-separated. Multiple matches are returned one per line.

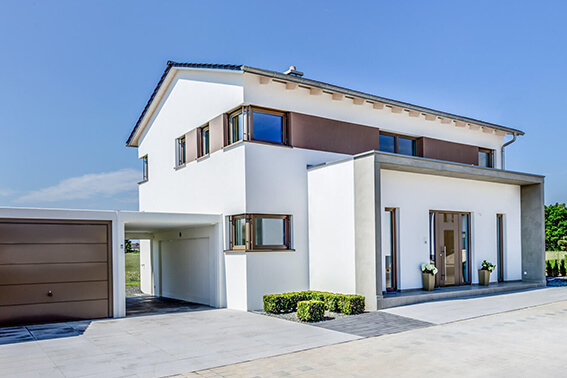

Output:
xmin=284 ymin=66 xmax=304 ymax=77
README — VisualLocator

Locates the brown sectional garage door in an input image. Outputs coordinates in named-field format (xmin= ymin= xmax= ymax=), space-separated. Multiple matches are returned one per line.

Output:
xmin=0 ymin=219 xmax=112 ymax=326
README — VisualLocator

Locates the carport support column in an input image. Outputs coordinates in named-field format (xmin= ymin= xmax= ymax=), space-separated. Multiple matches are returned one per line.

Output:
xmin=520 ymin=183 xmax=545 ymax=283
xmin=113 ymin=216 xmax=126 ymax=318
xmin=353 ymin=154 xmax=381 ymax=311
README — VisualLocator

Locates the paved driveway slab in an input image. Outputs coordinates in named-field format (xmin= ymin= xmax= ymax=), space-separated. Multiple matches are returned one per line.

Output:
xmin=0 ymin=309 xmax=358 ymax=378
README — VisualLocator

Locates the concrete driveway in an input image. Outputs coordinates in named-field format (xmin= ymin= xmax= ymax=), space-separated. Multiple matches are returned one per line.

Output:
xmin=0 ymin=308 xmax=358 ymax=378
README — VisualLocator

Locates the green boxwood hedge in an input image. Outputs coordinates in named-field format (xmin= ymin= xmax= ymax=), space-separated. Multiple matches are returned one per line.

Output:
xmin=297 ymin=300 xmax=325 ymax=322
xmin=263 ymin=291 xmax=365 ymax=315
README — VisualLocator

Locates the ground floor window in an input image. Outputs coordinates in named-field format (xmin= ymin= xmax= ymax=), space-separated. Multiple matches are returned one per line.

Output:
xmin=384 ymin=208 xmax=398 ymax=292
xmin=229 ymin=214 xmax=291 ymax=251
xmin=497 ymin=214 xmax=505 ymax=282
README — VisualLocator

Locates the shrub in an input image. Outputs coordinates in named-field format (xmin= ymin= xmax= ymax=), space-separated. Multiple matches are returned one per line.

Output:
xmin=561 ymin=260 xmax=567 ymax=276
xmin=547 ymin=260 xmax=553 ymax=277
xmin=297 ymin=300 xmax=325 ymax=322
xmin=338 ymin=295 xmax=365 ymax=315
xmin=553 ymin=260 xmax=560 ymax=277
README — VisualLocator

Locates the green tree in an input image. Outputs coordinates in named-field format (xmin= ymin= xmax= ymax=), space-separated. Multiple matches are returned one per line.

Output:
xmin=545 ymin=203 xmax=567 ymax=251
xmin=125 ymin=239 xmax=132 ymax=253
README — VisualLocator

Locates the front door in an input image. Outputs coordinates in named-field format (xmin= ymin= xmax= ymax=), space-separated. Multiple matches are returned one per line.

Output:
xmin=432 ymin=211 xmax=471 ymax=287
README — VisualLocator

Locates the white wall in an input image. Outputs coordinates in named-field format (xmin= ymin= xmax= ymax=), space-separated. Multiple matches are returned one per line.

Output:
xmin=380 ymin=170 xmax=522 ymax=290
xmin=243 ymin=73 xmax=506 ymax=168
xmin=243 ymin=143 xmax=347 ymax=310
xmin=307 ymin=160 xmax=357 ymax=294
xmin=140 ymin=239 xmax=152 ymax=294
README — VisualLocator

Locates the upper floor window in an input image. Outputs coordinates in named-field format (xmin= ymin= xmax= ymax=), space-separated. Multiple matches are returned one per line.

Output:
xmin=229 ymin=109 xmax=245 ymax=144
xmin=199 ymin=125 xmax=210 ymax=157
xmin=229 ymin=214 xmax=291 ymax=251
xmin=379 ymin=133 xmax=416 ymax=156
xmin=175 ymin=136 xmax=186 ymax=167
xmin=251 ymin=109 xmax=287 ymax=145
xmin=478 ymin=148 xmax=493 ymax=168
xmin=139 ymin=155 xmax=148 ymax=183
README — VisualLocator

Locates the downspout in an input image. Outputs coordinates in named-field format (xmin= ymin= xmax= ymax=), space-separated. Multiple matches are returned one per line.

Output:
xmin=501 ymin=132 xmax=518 ymax=170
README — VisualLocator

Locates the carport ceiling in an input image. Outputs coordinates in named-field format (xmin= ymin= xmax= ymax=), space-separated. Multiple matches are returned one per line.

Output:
xmin=120 ymin=211 xmax=221 ymax=234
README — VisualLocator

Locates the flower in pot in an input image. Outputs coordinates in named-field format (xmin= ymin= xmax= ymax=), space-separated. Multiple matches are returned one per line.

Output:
xmin=421 ymin=263 xmax=438 ymax=291
xmin=478 ymin=260 xmax=495 ymax=286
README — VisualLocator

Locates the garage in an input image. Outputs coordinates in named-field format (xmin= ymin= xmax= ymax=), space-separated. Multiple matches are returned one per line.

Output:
xmin=0 ymin=219 xmax=112 ymax=326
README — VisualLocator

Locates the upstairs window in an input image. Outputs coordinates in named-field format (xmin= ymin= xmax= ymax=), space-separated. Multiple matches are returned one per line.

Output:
xmin=251 ymin=109 xmax=287 ymax=145
xmin=229 ymin=109 xmax=245 ymax=144
xmin=139 ymin=155 xmax=148 ymax=183
xmin=478 ymin=148 xmax=493 ymax=168
xmin=199 ymin=125 xmax=210 ymax=157
xmin=379 ymin=133 xmax=416 ymax=156
xmin=229 ymin=214 xmax=291 ymax=251
xmin=175 ymin=135 xmax=186 ymax=167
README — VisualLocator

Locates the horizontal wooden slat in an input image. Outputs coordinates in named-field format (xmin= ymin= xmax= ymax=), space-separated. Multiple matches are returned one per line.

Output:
xmin=0 ymin=244 xmax=108 ymax=264
xmin=0 ymin=263 xmax=108 ymax=285
xmin=0 ymin=281 xmax=108 ymax=306
xmin=0 ymin=300 xmax=109 ymax=326
xmin=0 ymin=223 xmax=107 ymax=244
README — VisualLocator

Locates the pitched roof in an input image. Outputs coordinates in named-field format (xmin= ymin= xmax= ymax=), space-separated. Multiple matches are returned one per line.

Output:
xmin=126 ymin=61 xmax=523 ymax=146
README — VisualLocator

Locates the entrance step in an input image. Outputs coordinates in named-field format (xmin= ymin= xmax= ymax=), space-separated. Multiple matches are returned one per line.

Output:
xmin=378 ymin=281 xmax=545 ymax=310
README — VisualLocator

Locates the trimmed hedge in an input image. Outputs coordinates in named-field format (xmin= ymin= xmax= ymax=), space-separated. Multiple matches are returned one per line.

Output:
xmin=297 ymin=300 xmax=325 ymax=322
xmin=263 ymin=291 xmax=365 ymax=315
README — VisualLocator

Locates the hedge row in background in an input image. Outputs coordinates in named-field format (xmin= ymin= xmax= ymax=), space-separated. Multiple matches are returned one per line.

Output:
xmin=263 ymin=291 xmax=365 ymax=316
xmin=297 ymin=300 xmax=325 ymax=322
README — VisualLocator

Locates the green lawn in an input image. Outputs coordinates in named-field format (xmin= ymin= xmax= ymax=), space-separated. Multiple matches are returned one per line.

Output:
xmin=125 ymin=252 xmax=140 ymax=285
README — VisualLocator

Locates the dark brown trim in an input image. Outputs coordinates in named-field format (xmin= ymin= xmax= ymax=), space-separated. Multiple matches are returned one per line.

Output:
xmin=417 ymin=137 xmax=478 ymax=165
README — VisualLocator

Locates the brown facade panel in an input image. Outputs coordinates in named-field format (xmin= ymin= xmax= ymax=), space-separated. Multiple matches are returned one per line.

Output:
xmin=417 ymin=137 xmax=479 ymax=165
xmin=0 ymin=300 xmax=109 ymax=326
xmin=0 ymin=244 xmax=108 ymax=264
xmin=0 ymin=281 xmax=108 ymax=306
xmin=209 ymin=113 xmax=228 ymax=153
xmin=186 ymin=128 xmax=199 ymax=161
xmin=0 ymin=263 xmax=108 ymax=285
xmin=0 ymin=223 xmax=107 ymax=244
xmin=289 ymin=112 xmax=380 ymax=155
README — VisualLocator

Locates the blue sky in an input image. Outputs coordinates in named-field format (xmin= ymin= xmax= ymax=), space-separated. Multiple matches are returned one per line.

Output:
xmin=0 ymin=0 xmax=565 ymax=210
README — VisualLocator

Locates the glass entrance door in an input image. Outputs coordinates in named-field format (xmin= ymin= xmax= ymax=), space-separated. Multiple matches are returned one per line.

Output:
xmin=432 ymin=211 xmax=471 ymax=287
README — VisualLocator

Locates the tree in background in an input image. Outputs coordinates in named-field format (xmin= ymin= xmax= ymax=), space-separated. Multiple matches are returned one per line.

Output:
xmin=545 ymin=203 xmax=567 ymax=251
xmin=125 ymin=239 xmax=133 ymax=253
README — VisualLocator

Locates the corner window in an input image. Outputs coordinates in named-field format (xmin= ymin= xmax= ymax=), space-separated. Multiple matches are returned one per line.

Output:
xmin=199 ymin=125 xmax=210 ymax=157
xmin=229 ymin=109 xmax=245 ymax=144
xmin=176 ymin=136 xmax=186 ymax=167
xmin=251 ymin=109 xmax=287 ymax=144
xmin=379 ymin=133 xmax=416 ymax=156
xmin=478 ymin=148 xmax=493 ymax=168
xmin=139 ymin=155 xmax=148 ymax=183
xmin=229 ymin=214 xmax=291 ymax=251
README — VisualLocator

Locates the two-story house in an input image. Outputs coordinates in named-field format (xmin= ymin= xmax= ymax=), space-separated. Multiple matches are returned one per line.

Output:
xmin=127 ymin=61 xmax=545 ymax=311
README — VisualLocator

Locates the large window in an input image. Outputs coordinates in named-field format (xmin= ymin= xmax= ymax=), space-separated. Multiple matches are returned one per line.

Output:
xmin=251 ymin=109 xmax=287 ymax=144
xmin=229 ymin=214 xmax=291 ymax=251
xmin=478 ymin=148 xmax=493 ymax=168
xmin=384 ymin=208 xmax=398 ymax=292
xmin=139 ymin=155 xmax=148 ymax=183
xmin=199 ymin=125 xmax=210 ymax=157
xmin=175 ymin=136 xmax=186 ymax=167
xmin=497 ymin=214 xmax=505 ymax=282
xmin=379 ymin=133 xmax=416 ymax=156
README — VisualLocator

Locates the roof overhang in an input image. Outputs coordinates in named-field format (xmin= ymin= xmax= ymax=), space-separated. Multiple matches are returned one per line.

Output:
xmin=126 ymin=61 xmax=525 ymax=148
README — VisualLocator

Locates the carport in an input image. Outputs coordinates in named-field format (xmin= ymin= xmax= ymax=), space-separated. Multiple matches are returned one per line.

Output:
xmin=0 ymin=207 xmax=223 ymax=326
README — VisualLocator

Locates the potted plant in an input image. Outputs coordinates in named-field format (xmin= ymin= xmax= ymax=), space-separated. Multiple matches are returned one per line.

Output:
xmin=421 ymin=263 xmax=438 ymax=291
xmin=478 ymin=260 xmax=495 ymax=286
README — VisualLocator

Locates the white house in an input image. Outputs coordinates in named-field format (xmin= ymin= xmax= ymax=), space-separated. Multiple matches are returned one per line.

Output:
xmin=126 ymin=62 xmax=545 ymax=312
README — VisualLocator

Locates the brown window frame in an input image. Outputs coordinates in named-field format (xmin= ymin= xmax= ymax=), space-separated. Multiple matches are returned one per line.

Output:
xmin=229 ymin=213 xmax=291 ymax=251
xmin=479 ymin=148 xmax=494 ymax=168
xmin=379 ymin=132 xmax=417 ymax=156
xmin=198 ymin=124 xmax=210 ymax=158
xmin=228 ymin=108 xmax=246 ymax=145
xmin=249 ymin=106 xmax=288 ymax=146
xmin=385 ymin=208 xmax=398 ymax=292
xmin=175 ymin=135 xmax=186 ymax=167
xmin=497 ymin=214 xmax=505 ymax=282
xmin=139 ymin=155 xmax=148 ymax=184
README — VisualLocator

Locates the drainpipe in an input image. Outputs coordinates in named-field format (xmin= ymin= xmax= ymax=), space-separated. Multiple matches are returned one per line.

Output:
xmin=501 ymin=132 xmax=518 ymax=170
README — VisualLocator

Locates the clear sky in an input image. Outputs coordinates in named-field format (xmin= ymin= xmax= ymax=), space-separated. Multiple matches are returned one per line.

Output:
xmin=0 ymin=0 xmax=565 ymax=210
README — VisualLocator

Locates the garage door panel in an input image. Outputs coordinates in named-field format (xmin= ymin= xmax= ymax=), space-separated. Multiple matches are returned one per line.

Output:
xmin=0 ymin=223 xmax=107 ymax=244
xmin=0 ymin=263 xmax=108 ymax=285
xmin=0 ymin=300 xmax=109 ymax=326
xmin=0 ymin=244 xmax=108 ymax=264
xmin=0 ymin=281 xmax=108 ymax=306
